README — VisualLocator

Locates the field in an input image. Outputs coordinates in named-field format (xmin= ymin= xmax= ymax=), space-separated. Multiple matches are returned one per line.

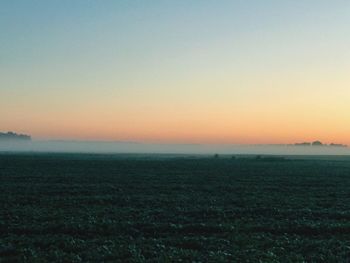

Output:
xmin=1 ymin=154 xmax=350 ymax=262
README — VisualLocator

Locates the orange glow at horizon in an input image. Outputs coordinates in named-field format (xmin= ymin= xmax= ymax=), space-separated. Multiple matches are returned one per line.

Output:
xmin=2 ymin=100 xmax=350 ymax=145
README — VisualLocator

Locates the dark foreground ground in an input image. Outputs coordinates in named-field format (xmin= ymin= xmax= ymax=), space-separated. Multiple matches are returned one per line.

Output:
xmin=1 ymin=154 xmax=350 ymax=262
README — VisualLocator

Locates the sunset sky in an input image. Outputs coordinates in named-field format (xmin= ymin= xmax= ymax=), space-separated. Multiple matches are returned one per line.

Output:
xmin=1 ymin=0 xmax=350 ymax=144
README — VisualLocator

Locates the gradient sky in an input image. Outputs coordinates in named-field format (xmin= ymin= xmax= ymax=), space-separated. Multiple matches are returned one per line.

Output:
xmin=1 ymin=0 xmax=350 ymax=144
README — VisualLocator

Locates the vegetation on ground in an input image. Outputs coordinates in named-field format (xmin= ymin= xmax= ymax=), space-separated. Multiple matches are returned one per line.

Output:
xmin=1 ymin=154 xmax=350 ymax=262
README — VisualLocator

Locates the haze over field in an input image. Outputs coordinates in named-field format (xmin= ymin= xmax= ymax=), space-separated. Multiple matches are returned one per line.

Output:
xmin=1 ymin=1 xmax=350 ymax=150
xmin=0 ymin=139 xmax=349 ymax=155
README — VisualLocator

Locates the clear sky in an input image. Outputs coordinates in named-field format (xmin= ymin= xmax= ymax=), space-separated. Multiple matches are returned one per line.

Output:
xmin=1 ymin=0 xmax=350 ymax=144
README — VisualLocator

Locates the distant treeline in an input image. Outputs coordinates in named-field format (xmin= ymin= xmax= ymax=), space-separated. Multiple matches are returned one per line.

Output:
xmin=295 ymin=141 xmax=347 ymax=147
xmin=0 ymin=132 xmax=31 ymax=141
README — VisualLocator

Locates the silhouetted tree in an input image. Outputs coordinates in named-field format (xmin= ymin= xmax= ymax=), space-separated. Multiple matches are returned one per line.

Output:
xmin=312 ymin=141 xmax=323 ymax=146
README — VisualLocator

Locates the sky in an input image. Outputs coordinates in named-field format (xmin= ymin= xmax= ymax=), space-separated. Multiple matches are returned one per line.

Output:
xmin=1 ymin=0 xmax=350 ymax=144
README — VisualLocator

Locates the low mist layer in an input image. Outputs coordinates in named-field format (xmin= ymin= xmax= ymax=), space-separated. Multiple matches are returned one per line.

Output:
xmin=0 ymin=140 xmax=349 ymax=155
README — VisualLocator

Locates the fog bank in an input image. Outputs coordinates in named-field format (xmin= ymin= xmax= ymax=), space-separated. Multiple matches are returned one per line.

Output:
xmin=0 ymin=140 xmax=349 ymax=155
